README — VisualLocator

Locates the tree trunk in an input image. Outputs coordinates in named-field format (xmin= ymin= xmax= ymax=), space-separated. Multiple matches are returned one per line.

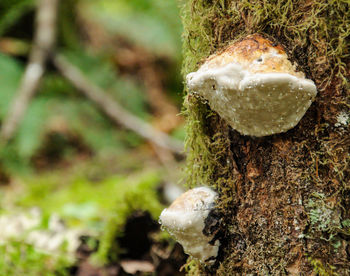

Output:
xmin=181 ymin=0 xmax=349 ymax=274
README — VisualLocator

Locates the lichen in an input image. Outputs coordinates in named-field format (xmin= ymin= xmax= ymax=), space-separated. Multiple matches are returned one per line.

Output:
xmin=306 ymin=193 xmax=340 ymax=235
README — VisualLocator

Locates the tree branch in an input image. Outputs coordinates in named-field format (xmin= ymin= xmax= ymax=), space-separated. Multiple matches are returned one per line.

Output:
xmin=0 ymin=0 xmax=59 ymax=142
xmin=52 ymin=53 xmax=184 ymax=154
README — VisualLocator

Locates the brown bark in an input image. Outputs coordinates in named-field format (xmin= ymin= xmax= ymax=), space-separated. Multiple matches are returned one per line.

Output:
xmin=182 ymin=1 xmax=349 ymax=274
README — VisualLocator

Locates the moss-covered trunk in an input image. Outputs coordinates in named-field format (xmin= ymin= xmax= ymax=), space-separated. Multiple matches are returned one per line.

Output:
xmin=181 ymin=1 xmax=349 ymax=274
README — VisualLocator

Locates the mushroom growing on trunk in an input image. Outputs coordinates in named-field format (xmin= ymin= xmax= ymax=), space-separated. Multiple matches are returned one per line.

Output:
xmin=159 ymin=187 xmax=220 ymax=263
xmin=186 ymin=34 xmax=317 ymax=137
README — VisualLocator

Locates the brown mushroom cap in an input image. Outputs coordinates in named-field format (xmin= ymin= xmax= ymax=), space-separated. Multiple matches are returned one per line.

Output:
xmin=205 ymin=34 xmax=301 ymax=76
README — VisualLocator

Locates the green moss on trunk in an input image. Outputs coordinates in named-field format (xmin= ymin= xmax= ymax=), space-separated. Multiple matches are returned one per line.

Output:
xmin=181 ymin=0 xmax=349 ymax=274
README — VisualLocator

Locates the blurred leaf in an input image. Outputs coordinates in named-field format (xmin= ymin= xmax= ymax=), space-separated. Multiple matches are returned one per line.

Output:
xmin=16 ymin=97 xmax=49 ymax=158
xmin=0 ymin=53 xmax=23 ymax=118
xmin=83 ymin=0 xmax=182 ymax=57
xmin=0 ymin=144 xmax=31 ymax=175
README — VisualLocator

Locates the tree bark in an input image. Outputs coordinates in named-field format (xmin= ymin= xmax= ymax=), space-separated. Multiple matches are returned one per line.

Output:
xmin=181 ymin=0 xmax=349 ymax=275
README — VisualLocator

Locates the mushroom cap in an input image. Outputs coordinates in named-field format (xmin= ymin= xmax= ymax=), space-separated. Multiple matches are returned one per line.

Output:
xmin=160 ymin=187 xmax=217 ymax=233
xmin=186 ymin=34 xmax=317 ymax=137
xmin=159 ymin=187 xmax=219 ymax=262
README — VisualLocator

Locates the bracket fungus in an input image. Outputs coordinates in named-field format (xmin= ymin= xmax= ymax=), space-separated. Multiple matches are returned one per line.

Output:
xmin=159 ymin=187 xmax=220 ymax=263
xmin=186 ymin=34 xmax=317 ymax=137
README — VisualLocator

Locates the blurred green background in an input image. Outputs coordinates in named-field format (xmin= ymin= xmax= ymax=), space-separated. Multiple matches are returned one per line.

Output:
xmin=0 ymin=0 xmax=187 ymax=275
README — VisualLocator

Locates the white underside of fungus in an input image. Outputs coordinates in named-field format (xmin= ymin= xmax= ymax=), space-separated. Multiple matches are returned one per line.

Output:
xmin=159 ymin=187 xmax=219 ymax=263
xmin=186 ymin=34 xmax=318 ymax=137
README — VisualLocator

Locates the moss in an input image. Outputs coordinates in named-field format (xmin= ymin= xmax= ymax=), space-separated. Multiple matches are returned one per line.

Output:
xmin=181 ymin=0 xmax=349 ymax=84
xmin=93 ymin=171 xmax=163 ymax=264
xmin=308 ymin=257 xmax=339 ymax=276
xmin=181 ymin=0 xmax=349 ymax=188
xmin=0 ymin=240 xmax=71 ymax=276
xmin=2 ymin=160 xmax=164 ymax=268
xmin=180 ymin=0 xmax=349 ymax=274
xmin=181 ymin=258 xmax=203 ymax=276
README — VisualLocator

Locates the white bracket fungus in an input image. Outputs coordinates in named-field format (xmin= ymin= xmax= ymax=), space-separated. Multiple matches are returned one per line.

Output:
xmin=159 ymin=187 xmax=220 ymax=263
xmin=186 ymin=34 xmax=317 ymax=137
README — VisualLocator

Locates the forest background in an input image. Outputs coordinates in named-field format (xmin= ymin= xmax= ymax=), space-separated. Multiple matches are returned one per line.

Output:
xmin=0 ymin=0 xmax=188 ymax=275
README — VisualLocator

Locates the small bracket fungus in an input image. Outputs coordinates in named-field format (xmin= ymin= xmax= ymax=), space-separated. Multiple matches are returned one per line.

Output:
xmin=186 ymin=34 xmax=317 ymax=137
xmin=159 ymin=187 xmax=220 ymax=263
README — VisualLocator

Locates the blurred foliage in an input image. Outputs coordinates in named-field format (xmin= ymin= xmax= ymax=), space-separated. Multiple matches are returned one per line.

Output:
xmin=83 ymin=0 xmax=182 ymax=58
xmin=0 ymin=0 xmax=35 ymax=37
xmin=0 ymin=0 xmax=183 ymax=273
xmin=0 ymin=240 xmax=70 ymax=276
xmin=0 ymin=0 xmax=183 ymax=175
xmin=0 ymin=52 xmax=148 ymax=174
xmin=0 ymin=53 xmax=22 ymax=118
xmin=93 ymin=171 xmax=164 ymax=264
xmin=1 ymin=157 xmax=166 ymax=273
xmin=15 ymin=167 xmax=162 ymax=231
